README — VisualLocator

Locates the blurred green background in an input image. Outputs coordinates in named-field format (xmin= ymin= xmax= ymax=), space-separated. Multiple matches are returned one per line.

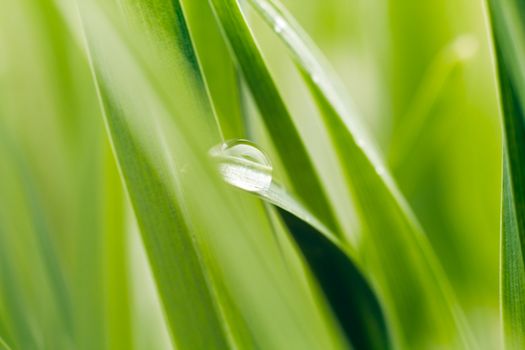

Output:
xmin=0 ymin=0 xmax=502 ymax=348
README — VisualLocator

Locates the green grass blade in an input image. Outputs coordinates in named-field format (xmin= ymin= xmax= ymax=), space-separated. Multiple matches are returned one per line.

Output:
xmin=78 ymin=3 xmax=231 ymax=348
xmin=501 ymin=157 xmax=525 ymax=349
xmin=487 ymin=1 xmax=525 ymax=347
xmin=0 ymin=133 xmax=74 ymax=341
xmin=277 ymin=207 xmax=390 ymax=349
xmin=179 ymin=0 xmax=244 ymax=139
xmin=102 ymin=143 xmax=133 ymax=350
xmin=211 ymin=143 xmax=390 ymax=348
xmin=207 ymin=0 xmax=339 ymax=233
xmin=389 ymin=35 xmax=478 ymax=169
xmin=77 ymin=3 xmax=347 ymax=349
xmin=98 ymin=85 xmax=229 ymax=349
xmin=0 ymin=226 xmax=38 ymax=350
xmin=246 ymin=0 xmax=473 ymax=347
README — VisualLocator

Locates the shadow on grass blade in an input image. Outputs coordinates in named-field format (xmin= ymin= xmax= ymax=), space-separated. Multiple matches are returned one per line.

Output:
xmin=276 ymin=207 xmax=391 ymax=350
xmin=210 ymin=145 xmax=390 ymax=349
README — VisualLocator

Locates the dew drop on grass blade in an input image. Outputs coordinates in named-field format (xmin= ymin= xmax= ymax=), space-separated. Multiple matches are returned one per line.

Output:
xmin=210 ymin=140 xmax=392 ymax=349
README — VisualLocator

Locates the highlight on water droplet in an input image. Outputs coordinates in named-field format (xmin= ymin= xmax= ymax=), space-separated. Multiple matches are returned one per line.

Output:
xmin=209 ymin=139 xmax=273 ymax=193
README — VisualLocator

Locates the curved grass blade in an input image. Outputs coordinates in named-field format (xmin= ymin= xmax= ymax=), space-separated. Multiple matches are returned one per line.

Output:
xmin=262 ymin=183 xmax=391 ymax=349
xmin=206 ymin=0 xmax=340 ymax=233
xmin=487 ymin=1 xmax=525 ymax=346
xmin=276 ymin=207 xmax=390 ymax=350
xmin=210 ymin=147 xmax=391 ymax=349
xmin=244 ymin=0 xmax=474 ymax=347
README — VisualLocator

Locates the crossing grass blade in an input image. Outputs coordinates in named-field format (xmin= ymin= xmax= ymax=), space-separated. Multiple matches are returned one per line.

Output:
xmin=206 ymin=0 xmax=340 ymax=233
xmin=77 ymin=1 xmax=350 ymax=348
xmin=251 ymin=179 xmax=391 ymax=349
xmin=241 ymin=0 xmax=474 ymax=347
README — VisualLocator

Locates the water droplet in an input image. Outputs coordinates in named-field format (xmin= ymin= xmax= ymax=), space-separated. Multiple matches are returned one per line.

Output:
xmin=209 ymin=139 xmax=273 ymax=193
xmin=274 ymin=17 xmax=286 ymax=33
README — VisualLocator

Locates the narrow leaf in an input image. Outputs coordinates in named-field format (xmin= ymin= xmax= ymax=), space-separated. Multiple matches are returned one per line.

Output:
xmin=487 ymin=0 xmax=525 ymax=347
xmin=246 ymin=0 xmax=473 ymax=347
xmin=78 ymin=3 xmax=230 ymax=348
xmin=207 ymin=0 xmax=340 ymax=233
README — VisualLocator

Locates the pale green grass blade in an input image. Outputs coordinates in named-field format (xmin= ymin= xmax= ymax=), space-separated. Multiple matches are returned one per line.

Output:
xmin=487 ymin=0 xmax=525 ymax=347
xmin=389 ymin=35 xmax=478 ymax=169
xmin=0 ymin=133 xmax=74 ymax=341
xmin=78 ymin=2 xmax=231 ymax=348
xmin=97 ymin=85 xmax=229 ymax=349
xmin=0 ymin=224 xmax=38 ymax=350
xmin=207 ymin=0 xmax=339 ymax=233
xmin=0 ymin=1 xmax=117 ymax=347
xmin=102 ymin=144 xmax=133 ymax=350
xmin=180 ymin=0 xmax=244 ymax=139
xmin=245 ymin=0 xmax=473 ymax=347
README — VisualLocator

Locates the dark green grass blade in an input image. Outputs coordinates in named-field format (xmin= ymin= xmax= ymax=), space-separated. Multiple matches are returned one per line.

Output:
xmin=209 ymin=148 xmax=390 ymax=349
xmin=276 ymin=207 xmax=390 ymax=350
xmin=487 ymin=0 xmax=525 ymax=347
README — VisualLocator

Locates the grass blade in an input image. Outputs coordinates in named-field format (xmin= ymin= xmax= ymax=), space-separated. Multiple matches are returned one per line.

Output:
xmin=276 ymin=207 xmax=390 ymax=350
xmin=77 ymin=2 xmax=348 ymax=349
xmin=78 ymin=2 xmax=231 ymax=348
xmin=487 ymin=1 xmax=525 ymax=346
xmin=245 ymin=0 xmax=473 ymax=347
xmin=211 ymin=143 xmax=391 ymax=348
xmin=0 ymin=132 xmax=74 ymax=342
xmin=206 ymin=0 xmax=340 ymax=233
xmin=179 ymin=0 xmax=244 ymax=139
xmin=264 ymin=183 xmax=390 ymax=349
